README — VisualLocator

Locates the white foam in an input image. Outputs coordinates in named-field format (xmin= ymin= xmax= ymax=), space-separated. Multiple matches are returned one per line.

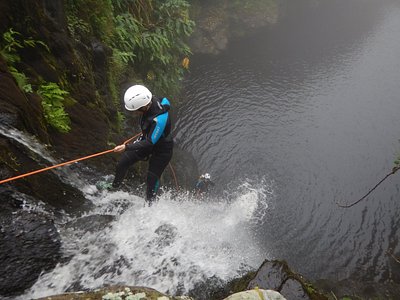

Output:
xmin=16 ymin=178 xmax=275 ymax=299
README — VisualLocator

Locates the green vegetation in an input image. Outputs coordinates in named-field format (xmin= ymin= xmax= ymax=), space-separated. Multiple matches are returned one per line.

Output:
xmin=66 ymin=0 xmax=194 ymax=100
xmin=0 ymin=28 xmax=48 ymax=92
xmin=394 ymin=153 xmax=400 ymax=167
xmin=112 ymin=0 xmax=194 ymax=95
xmin=0 ymin=28 xmax=73 ymax=133
xmin=38 ymin=82 xmax=71 ymax=133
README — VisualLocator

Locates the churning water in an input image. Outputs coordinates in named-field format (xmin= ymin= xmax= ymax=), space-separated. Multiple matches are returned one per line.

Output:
xmin=2 ymin=119 xmax=273 ymax=299
xmin=17 ymin=179 xmax=273 ymax=299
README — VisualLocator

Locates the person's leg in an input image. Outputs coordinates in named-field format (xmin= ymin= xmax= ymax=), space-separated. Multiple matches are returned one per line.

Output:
xmin=146 ymin=148 xmax=173 ymax=204
xmin=112 ymin=151 xmax=140 ymax=188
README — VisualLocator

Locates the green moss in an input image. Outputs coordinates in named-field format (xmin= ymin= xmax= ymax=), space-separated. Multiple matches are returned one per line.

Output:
xmin=230 ymin=271 xmax=257 ymax=293
xmin=0 ymin=150 xmax=21 ymax=172
xmin=35 ymin=286 xmax=182 ymax=300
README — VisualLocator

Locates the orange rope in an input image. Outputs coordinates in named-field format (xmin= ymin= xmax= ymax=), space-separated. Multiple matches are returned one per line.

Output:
xmin=168 ymin=162 xmax=179 ymax=191
xmin=0 ymin=133 xmax=141 ymax=185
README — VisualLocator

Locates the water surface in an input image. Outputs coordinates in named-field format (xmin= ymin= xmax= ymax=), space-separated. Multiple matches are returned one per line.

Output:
xmin=176 ymin=0 xmax=400 ymax=282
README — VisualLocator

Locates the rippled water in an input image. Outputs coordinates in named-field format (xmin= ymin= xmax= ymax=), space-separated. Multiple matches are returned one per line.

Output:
xmin=176 ymin=0 xmax=400 ymax=282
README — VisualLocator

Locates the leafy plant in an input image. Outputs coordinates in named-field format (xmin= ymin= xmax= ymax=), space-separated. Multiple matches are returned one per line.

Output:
xmin=8 ymin=66 xmax=33 ymax=93
xmin=38 ymin=82 xmax=71 ymax=133
xmin=394 ymin=153 xmax=400 ymax=166
xmin=0 ymin=28 xmax=49 ymax=93
xmin=112 ymin=0 xmax=195 ymax=95
xmin=65 ymin=0 xmax=116 ymax=44
xmin=66 ymin=14 xmax=90 ymax=42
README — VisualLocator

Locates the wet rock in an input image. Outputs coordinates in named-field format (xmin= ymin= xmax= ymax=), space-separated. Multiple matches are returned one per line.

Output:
xmin=189 ymin=0 xmax=279 ymax=55
xmin=189 ymin=1 xmax=229 ymax=55
xmin=248 ymin=260 xmax=290 ymax=290
xmin=0 ymin=57 xmax=49 ymax=143
xmin=0 ymin=210 xmax=61 ymax=297
xmin=223 ymin=289 xmax=286 ymax=300
xmin=247 ymin=260 xmax=327 ymax=300
xmin=34 ymin=286 xmax=285 ymax=300
xmin=280 ymin=278 xmax=310 ymax=300
xmin=35 ymin=286 xmax=192 ymax=300
xmin=154 ymin=223 xmax=178 ymax=248
xmin=64 ymin=214 xmax=115 ymax=233
xmin=0 ymin=133 xmax=93 ymax=215
xmin=188 ymin=276 xmax=227 ymax=300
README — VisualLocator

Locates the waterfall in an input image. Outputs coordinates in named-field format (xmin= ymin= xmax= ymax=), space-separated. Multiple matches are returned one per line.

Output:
xmin=1 ymin=125 xmax=275 ymax=299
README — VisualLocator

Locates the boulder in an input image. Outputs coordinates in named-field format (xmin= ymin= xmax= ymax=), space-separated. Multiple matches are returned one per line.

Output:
xmin=223 ymin=289 xmax=286 ymax=300
xmin=247 ymin=260 xmax=328 ymax=300
xmin=33 ymin=286 xmax=286 ymax=300
xmin=189 ymin=0 xmax=279 ymax=55
xmin=34 ymin=286 xmax=193 ymax=300
xmin=0 ymin=208 xmax=61 ymax=297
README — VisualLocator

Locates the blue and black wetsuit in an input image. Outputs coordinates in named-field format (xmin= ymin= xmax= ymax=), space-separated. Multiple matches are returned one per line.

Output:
xmin=112 ymin=97 xmax=173 ymax=203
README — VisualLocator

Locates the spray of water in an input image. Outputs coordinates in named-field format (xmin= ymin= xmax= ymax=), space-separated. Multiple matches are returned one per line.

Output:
xmin=1 ymin=125 xmax=275 ymax=299
xmin=18 ymin=177 xmax=275 ymax=299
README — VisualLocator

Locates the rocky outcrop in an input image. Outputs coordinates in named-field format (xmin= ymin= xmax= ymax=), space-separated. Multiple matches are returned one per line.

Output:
xmin=0 ymin=0 xmax=120 ymax=163
xmin=34 ymin=286 xmax=286 ymax=300
xmin=0 ymin=205 xmax=61 ymax=297
xmin=35 ymin=286 xmax=191 ymax=300
xmin=193 ymin=260 xmax=329 ymax=300
xmin=224 ymin=289 xmax=286 ymax=300
xmin=247 ymin=260 xmax=328 ymax=300
xmin=189 ymin=0 xmax=279 ymax=55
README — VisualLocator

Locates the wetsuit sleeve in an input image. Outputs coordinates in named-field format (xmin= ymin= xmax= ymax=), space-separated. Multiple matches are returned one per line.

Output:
xmin=125 ymin=112 xmax=169 ymax=155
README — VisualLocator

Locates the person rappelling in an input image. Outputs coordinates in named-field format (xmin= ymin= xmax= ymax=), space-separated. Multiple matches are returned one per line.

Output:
xmin=194 ymin=173 xmax=215 ymax=196
xmin=111 ymin=85 xmax=174 ymax=205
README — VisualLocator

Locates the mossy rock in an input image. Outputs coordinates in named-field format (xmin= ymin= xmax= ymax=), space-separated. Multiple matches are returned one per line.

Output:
xmin=35 ymin=286 xmax=191 ymax=300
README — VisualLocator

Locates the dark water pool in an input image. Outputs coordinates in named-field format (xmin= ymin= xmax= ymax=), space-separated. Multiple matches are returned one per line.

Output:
xmin=176 ymin=0 xmax=400 ymax=282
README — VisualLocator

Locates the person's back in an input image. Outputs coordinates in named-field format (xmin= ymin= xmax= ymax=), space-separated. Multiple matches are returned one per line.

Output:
xmin=111 ymin=85 xmax=174 ymax=205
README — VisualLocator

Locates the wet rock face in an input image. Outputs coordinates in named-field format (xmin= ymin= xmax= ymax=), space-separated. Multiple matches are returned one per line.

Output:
xmin=0 ymin=208 xmax=61 ymax=297
xmin=248 ymin=260 xmax=289 ymax=291
xmin=0 ymin=135 xmax=93 ymax=215
xmin=247 ymin=260 xmax=327 ymax=300
xmin=189 ymin=0 xmax=279 ymax=55
xmin=0 ymin=58 xmax=49 ymax=143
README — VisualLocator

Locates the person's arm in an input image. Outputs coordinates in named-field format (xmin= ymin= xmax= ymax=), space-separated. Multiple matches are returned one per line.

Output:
xmin=125 ymin=111 xmax=169 ymax=154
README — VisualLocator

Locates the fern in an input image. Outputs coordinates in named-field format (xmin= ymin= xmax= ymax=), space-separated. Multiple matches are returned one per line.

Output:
xmin=0 ymin=28 xmax=49 ymax=92
xmin=111 ymin=0 xmax=194 ymax=95
xmin=9 ymin=66 xmax=32 ymax=93
xmin=38 ymin=83 xmax=71 ymax=133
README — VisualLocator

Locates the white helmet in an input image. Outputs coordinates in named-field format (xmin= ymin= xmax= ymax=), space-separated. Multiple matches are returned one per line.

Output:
xmin=204 ymin=173 xmax=211 ymax=180
xmin=124 ymin=85 xmax=152 ymax=111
